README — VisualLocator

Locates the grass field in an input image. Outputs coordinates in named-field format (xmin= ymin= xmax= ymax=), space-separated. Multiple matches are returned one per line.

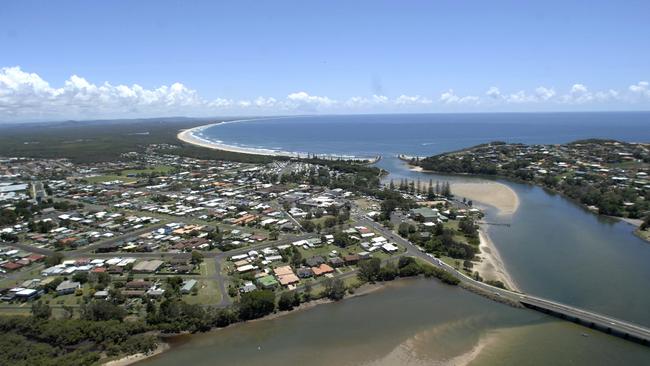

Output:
xmin=183 ymin=260 xmax=222 ymax=305
xmin=121 ymin=165 xmax=176 ymax=176
xmin=84 ymin=174 xmax=138 ymax=184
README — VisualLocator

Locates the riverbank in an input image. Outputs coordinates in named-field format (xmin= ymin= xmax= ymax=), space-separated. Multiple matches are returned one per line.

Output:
xmin=245 ymin=281 xmax=388 ymax=324
xmin=474 ymin=228 xmax=519 ymax=292
xmin=121 ymin=281 xmax=390 ymax=364
xmin=103 ymin=342 xmax=170 ymax=366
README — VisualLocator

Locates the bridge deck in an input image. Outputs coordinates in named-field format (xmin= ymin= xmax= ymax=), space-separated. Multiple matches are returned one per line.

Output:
xmin=521 ymin=297 xmax=650 ymax=345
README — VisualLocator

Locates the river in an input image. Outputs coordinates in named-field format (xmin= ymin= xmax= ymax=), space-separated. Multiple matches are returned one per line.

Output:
xmin=139 ymin=279 xmax=650 ymax=366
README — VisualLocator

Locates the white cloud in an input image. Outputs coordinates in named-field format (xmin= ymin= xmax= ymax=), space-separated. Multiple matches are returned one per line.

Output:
xmin=440 ymin=89 xmax=479 ymax=104
xmin=629 ymin=81 xmax=650 ymax=100
xmin=485 ymin=86 xmax=555 ymax=104
xmin=535 ymin=86 xmax=556 ymax=101
xmin=0 ymin=66 xmax=202 ymax=119
xmin=395 ymin=94 xmax=432 ymax=105
xmin=506 ymin=91 xmax=534 ymax=104
xmin=571 ymin=84 xmax=588 ymax=94
xmin=486 ymin=86 xmax=501 ymax=99
xmin=286 ymin=91 xmax=336 ymax=111
xmin=1 ymin=65 xmax=650 ymax=121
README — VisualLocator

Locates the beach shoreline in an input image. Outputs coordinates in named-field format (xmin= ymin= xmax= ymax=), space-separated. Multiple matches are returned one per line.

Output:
xmin=445 ymin=181 xmax=519 ymax=291
xmin=475 ymin=227 xmax=519 ymax=292
xmin=451 ymin=181 xmax=520 ymax=216
xmin=177 ymin=122 xmax=380 ymax=162
xmin=103 ymin=342 xmax=170 ymax=366
xmin=177 ymin=124 xmax=297 ymax=157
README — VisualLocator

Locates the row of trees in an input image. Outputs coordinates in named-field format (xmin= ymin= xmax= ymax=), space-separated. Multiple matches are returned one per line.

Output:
xmin=389 ymin=179 xmax=452 ymax=199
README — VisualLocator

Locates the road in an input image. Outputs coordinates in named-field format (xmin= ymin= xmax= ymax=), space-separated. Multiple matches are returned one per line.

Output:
xmin=69 ymin=222 xmax=169 ymax=255
xmin=212 ymin=232 xmax=315 ymax=307
xmin=1 ymin=240 xmax=55 ymax=257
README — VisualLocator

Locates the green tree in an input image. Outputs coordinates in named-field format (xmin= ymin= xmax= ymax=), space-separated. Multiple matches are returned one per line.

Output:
xmin=191 ymin=250 xmax=204 ymax=264
xmin=278 ymin=291 xmax=300 ymax=311
xmin=332 ymin=231 xmax=351 ymax=247
xmin=31 ymin=301 xmax=52 ymax=320
xmin=81 ymin=300 xmax=126 ymax=321
xmin=238 ymin=290 xmax=276 ymax=320
xmin=323 ymin=278 xmax=346 ymax=301
xmin=301 ymin=219 xmax=316 ymax=232
xmin=398 ymin=222 xmax=411 ymax=237
xmin=45 ymin=252 xmax=64 ymax=267
xmin=378 ymin=263 xmax=398 ymax=281
xmin=358 ymin=257 xmax=381 ymax=282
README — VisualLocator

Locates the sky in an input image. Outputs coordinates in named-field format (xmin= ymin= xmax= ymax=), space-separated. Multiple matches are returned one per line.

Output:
xmin=1 ymin=0 xmax=650 ymax=121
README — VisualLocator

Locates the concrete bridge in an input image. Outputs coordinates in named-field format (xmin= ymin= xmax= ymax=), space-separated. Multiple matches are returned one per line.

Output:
xmin=357 ymin=216 xmax=650 ymax=347
xmin=520 ymin=296 xmax=650 ymax=345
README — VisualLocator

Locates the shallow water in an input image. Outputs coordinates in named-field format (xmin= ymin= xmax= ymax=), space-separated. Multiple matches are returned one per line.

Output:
xmin=139 ymin=279 xmax=650 ymax=366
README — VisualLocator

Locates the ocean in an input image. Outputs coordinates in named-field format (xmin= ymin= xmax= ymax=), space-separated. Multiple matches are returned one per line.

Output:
xmin=197 ymin=112 xmax=650 ymax=162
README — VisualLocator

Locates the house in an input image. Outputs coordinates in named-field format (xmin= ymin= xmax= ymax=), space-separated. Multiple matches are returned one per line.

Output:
xmin=132 ymin=259 xmax=164 ymax=273
xmin=94 ymin=290 xmax=109 ymax=299
xmin=26 ymin=254 xmax=46 ymax=262
xmin=410 ymin=207 xmax=439 ymax=222
xmin=274 ymin=266 xmax=300 ymax=286
xmin=15 ymin=288 xmax=41 ymax=301
xmin=181 ymin=279 xmax=197 ymax=294
xmin=56 ymin=280 xmax=81 ymax=295
xmin=125 ymin=280 xmax=152 ymax=290
xmin=382 ymin=243 xmax=399 ymax=253
xmin=122 ymin=290 xmax=146 ymax=298
xmin=328 ymin=257 xmax=344 ymax=268
xmin=296 ymin=267 xmax=313 ymax=278
xmin=343 ymin=254 xmax=360 ymax=265
xmin=306 ymin=256 xmax=325 ymax=267
xmin=311 ymin=263 xmax=334 ymax=276
xmin=1 ymin=262 xmax=23 ymax=271
xmin=240 ymin=281 xmax=257 ymax=293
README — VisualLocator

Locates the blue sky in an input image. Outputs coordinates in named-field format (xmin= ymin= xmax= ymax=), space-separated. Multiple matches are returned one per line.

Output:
xmin=1 ymin=0 xmax=650 ymax=121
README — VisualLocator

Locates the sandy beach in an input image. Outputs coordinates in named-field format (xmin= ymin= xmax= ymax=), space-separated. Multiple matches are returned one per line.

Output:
xmin=447 ymin=181 xmax=519 ymax=290
xmin=451 ymin=181 xmax=520 ymax=216
xmin=178 ymin=123 xmax=379 ymax=162
xmin=177 ymin=125 xmax=298 ymax=157
xmin=474 ymin=228 xmax=519 ymax=291
xmin=102 ymin=342 xmax=170 ymax=366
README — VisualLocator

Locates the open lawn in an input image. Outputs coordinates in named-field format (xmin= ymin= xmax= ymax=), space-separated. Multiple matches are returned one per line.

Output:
xmin=121 ymin=165 xmax=176 ymax=176
xmin=183 ymin=260 xmax=222 ymax=305
xmin=183 ymin=279 xmax=222 ymax=305
xmin=84 ymin=174 xmax=138 ymax=184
